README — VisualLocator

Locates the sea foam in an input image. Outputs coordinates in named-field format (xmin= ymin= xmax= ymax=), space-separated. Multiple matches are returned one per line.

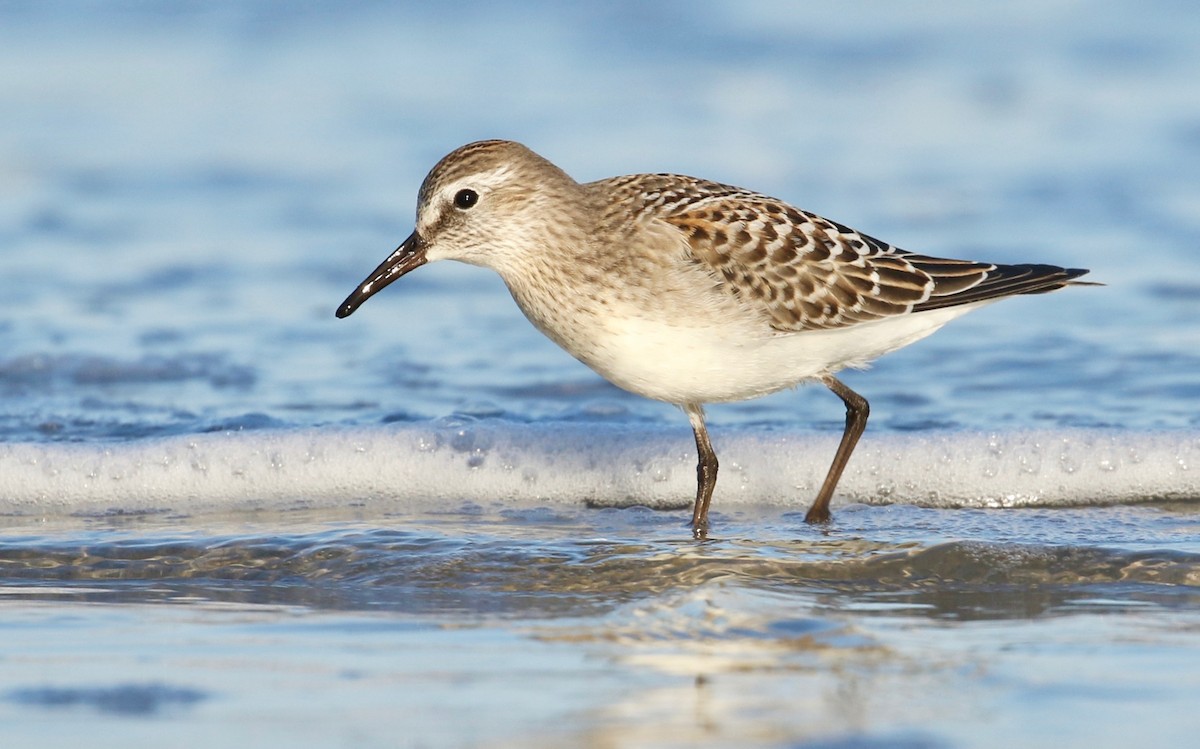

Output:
xmin=0 ymin=422 xmax=1196 ymax=516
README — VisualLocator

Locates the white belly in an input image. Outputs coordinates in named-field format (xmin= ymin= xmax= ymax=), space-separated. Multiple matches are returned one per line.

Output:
xmin=578 ymin=303 xmax=986 ymax=404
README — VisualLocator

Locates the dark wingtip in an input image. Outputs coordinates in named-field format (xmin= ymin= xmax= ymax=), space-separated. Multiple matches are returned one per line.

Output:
xmin=912 ymin=263 xmax=1097 ymax=312
xmin=1063 ymin=268 xmax=1104 ymax=287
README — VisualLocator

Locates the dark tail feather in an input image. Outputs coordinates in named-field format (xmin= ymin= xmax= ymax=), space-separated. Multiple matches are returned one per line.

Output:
xmin=913 ymin=264 xmax=1095 ymax=312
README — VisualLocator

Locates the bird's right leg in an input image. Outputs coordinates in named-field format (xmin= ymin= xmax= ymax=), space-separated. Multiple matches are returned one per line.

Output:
xmin=684 ymin=403 xmax=718 ymax=539
xmin=805 ymin=375 xmax=869 ymax=524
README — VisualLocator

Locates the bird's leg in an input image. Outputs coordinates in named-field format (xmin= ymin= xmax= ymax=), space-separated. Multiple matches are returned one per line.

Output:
xmin=805 ymin=375 xmax=870 ymax=524
xmin=684 ymin=403 xmax=718 ymax=539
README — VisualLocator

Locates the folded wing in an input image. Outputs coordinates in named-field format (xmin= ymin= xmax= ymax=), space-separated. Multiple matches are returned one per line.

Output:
xmin=645 ymin=175 xmax=1090 ymax=332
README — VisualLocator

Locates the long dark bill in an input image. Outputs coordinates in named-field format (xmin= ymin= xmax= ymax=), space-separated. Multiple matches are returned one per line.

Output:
xmin=335 ymin=231 xmax=427 ymax=318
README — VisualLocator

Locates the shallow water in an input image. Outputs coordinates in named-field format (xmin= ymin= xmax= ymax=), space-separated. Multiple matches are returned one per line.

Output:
xmin=2 ymin=505 xmax=1199 ymax=747
xmin=2 ymin=1 xmax=1200 ymax=747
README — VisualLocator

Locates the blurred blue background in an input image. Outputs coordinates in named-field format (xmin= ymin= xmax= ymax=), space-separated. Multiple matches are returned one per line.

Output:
xmin=3 ymin=0 xmax=1198 ymax=444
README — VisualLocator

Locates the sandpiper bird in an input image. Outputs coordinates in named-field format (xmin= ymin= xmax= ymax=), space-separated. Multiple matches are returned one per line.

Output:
xmin=337 ymin=140 xmax=1092 ymax=536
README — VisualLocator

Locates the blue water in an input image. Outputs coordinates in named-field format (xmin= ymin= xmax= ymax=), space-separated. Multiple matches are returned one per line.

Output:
xmin=2 ymin=2 xmax=1200 ymax=747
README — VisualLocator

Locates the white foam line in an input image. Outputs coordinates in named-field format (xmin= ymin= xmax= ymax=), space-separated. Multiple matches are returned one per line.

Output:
xmin=0 ymin=424 xmax=1197 ymax=516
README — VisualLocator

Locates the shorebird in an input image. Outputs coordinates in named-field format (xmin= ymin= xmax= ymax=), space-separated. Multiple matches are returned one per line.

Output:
xmin=336 ymin=140 xmax=1092 ymax=537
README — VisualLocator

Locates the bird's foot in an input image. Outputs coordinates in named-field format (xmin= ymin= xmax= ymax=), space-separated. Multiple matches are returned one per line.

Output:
xmin=803 ymin=506 xmax=832 ymax=524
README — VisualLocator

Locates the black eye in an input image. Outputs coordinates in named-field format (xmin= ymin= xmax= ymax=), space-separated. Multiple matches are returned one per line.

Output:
xmin=453 ymin=189 xmax=479 ymax=209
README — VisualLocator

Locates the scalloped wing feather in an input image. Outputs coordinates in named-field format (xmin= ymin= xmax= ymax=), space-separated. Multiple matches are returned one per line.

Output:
xmin=607 ymin=174 xmax=1088 ymax=332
